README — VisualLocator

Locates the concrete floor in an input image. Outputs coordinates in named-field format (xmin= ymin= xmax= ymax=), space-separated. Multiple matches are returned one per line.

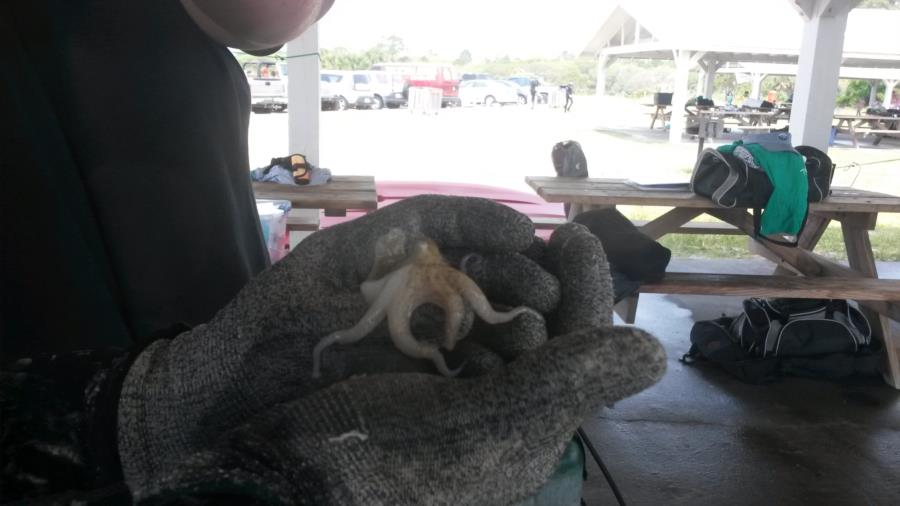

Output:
xmin=580 ymin=258 xmax=900 ymax=505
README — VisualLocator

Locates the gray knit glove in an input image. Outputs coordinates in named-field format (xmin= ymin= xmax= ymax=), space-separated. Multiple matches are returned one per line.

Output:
xmin=119 ymin=197 xmax=666 ymax=505
xmin=138 ymin=326 xmax=665 ymax=506
xmin=118 ymin=196 xmax=575 ymax=497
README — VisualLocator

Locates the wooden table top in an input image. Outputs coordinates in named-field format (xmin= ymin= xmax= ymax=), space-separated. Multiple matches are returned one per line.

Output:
xmin=834 ymin=114 xmax=900 ymax=121
xmin=698 ymin=109 xmax=783 ymax=116
xmin=525 ymin=177 xmax=900 ymax=214
xmin=252 ymin=175 xmax=377 ymax=211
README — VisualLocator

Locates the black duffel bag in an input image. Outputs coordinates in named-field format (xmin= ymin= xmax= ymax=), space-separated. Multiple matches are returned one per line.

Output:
xmin=691 ymin=145 xmax=834 ymax=206
xmin=794 ymin=145 xmax=834 ymax=203
xmin=689 ymin=144 xmax=833 ymax=246
xmin=683 ymin=298 xmax=880 ymax=383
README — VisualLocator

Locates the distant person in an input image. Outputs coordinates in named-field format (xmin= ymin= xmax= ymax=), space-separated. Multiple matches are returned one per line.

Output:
xmin=530 ymin=79 xmax=538 ymax=108
xmin=563 ymin=83 xmax=574 ymax=113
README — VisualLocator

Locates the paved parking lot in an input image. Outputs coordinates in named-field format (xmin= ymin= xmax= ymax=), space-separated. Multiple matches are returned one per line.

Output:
xmin=248 ymin=97 xmax=706 ymax=195
xmin=249 ymin=96 xmax=900 ymax=198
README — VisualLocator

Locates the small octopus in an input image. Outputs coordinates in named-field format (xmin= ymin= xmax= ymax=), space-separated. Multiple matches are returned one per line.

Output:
xmin=312 ymin=228 xmax=539 ymax=378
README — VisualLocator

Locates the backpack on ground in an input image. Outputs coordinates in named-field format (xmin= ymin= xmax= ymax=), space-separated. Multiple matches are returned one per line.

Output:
xmin=683 ymin=298 xmax=881 ymax=383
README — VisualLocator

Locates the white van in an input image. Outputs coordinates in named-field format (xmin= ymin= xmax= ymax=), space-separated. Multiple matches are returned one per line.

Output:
xmin=362 ymin=70 xmax=406 ymax=109
xmin=319 ymin=70 xmax=376 ymax=111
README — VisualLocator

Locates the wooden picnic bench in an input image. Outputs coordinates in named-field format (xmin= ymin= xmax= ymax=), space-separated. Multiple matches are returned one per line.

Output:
xmin=252 ymin=175 xmax=378 ymax=233
xmin=643 ymin=104 xmax=671 ymax=129
xmin=526 ymin=176 xmax=900 ymax=388
xmin=834 ymin=114 xmax=900 ymax=147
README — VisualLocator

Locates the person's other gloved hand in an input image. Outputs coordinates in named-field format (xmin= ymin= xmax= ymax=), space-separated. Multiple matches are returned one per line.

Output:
xmin=118 ymin=196 xmax=565 ymax=496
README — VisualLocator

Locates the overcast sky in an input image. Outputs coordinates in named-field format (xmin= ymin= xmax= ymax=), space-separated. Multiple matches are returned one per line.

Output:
xmin=318 ymin=0 xmax=616 ymax=60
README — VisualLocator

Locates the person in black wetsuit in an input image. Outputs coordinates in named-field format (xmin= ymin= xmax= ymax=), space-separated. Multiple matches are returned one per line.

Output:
xmin=1 ymin=0 xmax=331 ymax=500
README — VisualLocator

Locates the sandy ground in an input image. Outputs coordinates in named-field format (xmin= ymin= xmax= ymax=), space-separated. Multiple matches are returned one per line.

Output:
xmin=249 ymin=95 xmax=900 ymax=197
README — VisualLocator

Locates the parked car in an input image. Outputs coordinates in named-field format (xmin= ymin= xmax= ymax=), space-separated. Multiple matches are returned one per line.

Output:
xmin=242 ymin=59 xmax=287 ymax=113
xmin=371 ymin=62 xmax=461 ymax=108
xmin=319 ymin=70 xmax=376 ymax=110
xmin=458 ymin=79 xmax=519 ymax=106
xmin=498 ymin=80 xmax=528 ymax=105
xmin=363 ymin=70 xmax=404 ymax=109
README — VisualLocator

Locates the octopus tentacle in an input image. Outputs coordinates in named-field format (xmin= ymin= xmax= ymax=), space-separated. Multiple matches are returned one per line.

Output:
xmin=312 ymin=269 xmax=408 ymax=378
xmin=452 ymin=272 xmax=541 ymax=325
xmin=439 ymin=291 xmax=466 ymax=351
xmin=388 ymin=293 xmax=463 ymax=377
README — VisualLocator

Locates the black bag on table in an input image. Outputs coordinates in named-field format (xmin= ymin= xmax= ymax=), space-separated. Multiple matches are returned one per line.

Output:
xmin=683 ymin=298 xmax=881 ymax=383
xmin=794 ymin=145 xmax=834 ymax=203
xmin=689 ymin=144 xmax=833 ymax=246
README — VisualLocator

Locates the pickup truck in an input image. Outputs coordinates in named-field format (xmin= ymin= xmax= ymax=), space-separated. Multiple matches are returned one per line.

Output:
xmin=371 ymin=62 xmax=461 ymax=108
xmin=242 ymin=59 xmax=287 ymax=113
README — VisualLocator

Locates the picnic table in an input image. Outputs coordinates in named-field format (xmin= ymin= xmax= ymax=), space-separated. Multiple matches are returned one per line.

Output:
xmin=252 ymin=175 xmax=377 ymax=232
xmin=525 ymin=176 xmax=900 ymax=388
xmin=643 ymin=103 xmax=671 ymax=129
xmin=833 ymin=114 xmax=900 ymax=147
xmin=697 ymin=108 xmax=790 ymax=132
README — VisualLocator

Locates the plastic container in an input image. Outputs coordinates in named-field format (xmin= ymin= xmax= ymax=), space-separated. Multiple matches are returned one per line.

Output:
xmin=256 ymin=199 xmax=291 ymax=263
xmin=408 ymin=86 xmax=442 ymax=115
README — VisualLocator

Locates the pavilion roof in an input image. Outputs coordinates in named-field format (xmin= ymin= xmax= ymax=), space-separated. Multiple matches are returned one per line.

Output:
xmin=581 ymin=0 xmax=900 ymax=68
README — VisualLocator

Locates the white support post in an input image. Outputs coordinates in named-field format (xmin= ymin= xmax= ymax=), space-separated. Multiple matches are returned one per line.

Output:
xmin=695 ymin=69 xmax=706 ymax=96
xmin=789 ymin=1 xmax=851 ymax=151
xmin=703 ymin=60 xmax=721 ymax=98
xmin=869 ymin=80 xmax=879 ymax=107
xmin=750 ymin=72 xmax=766 ymax=100
xmin=669 ymin=50 xmax=693 ymax=143
xmin=634 ymin=22 xmax=641 ymax=43
xmin=884 ymin=79 xmax=898 ymax=108
xmin=595 ymin=54 xmax=610 ymax=97
xmin=286 ymin=24 xmax=321 ymax=165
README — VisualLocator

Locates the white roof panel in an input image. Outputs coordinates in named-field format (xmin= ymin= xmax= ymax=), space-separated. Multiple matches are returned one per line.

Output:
xmin=582 ymin=0 xmax=900 ymax=67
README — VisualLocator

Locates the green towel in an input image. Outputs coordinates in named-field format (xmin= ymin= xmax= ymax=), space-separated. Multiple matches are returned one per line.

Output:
xmin=718 ymin=142 xmax=807 ymax=237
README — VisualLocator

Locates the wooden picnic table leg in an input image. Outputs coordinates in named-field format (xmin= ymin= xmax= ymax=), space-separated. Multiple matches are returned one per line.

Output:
xmin=850 ymin=121 xmax=860 ymax=149
xmin=841 ymin=221 xmax=900 ymax=389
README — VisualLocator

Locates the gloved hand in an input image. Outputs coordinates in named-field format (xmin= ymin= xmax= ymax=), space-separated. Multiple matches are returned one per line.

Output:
xmin=119 ymin=198 xmax=666 ymax=505
xmin=118 ymin=196 xmax=571 ymax=496
xmin=138 ymin=326 xmax=665 ymax=506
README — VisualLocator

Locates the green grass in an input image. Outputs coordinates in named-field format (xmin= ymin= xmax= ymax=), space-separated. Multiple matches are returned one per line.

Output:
xmin=655 ymin=224 xmax=900 ymax=261
xmin=617 ymin=206 xmax=900 ymax=261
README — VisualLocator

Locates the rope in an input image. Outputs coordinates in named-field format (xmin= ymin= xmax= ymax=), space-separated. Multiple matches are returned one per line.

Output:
xmin=833 ymin=158 xmax=900 ymax=188
xmin=834 ymin=157 xmax=900 ymax=169
xmin=285 ymin=51 xmax=320 ymax=60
